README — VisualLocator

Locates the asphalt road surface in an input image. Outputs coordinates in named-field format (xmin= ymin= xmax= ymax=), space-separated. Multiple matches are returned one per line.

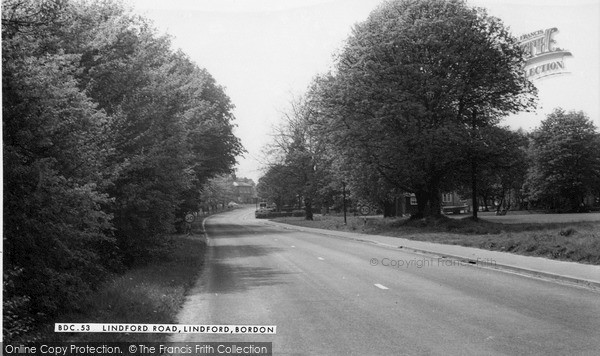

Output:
xmin=171 ymin=208 xmax=600 ymax=355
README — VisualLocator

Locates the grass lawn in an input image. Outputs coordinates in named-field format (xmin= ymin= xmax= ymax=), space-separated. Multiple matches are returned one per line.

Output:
xmin=273 ymin=213 xmax=600 ymax=265
xmin=46 ymin=221 xmax=207 ymax=342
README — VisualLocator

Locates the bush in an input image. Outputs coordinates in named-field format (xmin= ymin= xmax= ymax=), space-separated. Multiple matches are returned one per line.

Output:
xmin=292 ymin=210 xmax=306 ymax=217
xmin=3 ymin=268 xmax=37 ymax=342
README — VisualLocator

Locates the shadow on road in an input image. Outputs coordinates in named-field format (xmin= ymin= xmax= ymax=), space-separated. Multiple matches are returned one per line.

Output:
xmin=200 ymin=242 xmax=292 ymax=294
xmin=204 ymin=262 xmax=291 ymax=294
xmin=210 ymin=244 xmax=284 ymax=259
xmin=207 ymin=223 xmax=291 ymax=237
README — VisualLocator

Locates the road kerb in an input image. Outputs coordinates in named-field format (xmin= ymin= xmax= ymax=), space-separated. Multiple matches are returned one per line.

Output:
xmin=392 ymin=244 xmax=600 ymax=291
xmin=264 ymin=220 xmax=600 ymax=291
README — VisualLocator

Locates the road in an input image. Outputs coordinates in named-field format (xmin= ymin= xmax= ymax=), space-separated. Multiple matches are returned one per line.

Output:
xmin=171 ymin=208 xmax=600 ymax=355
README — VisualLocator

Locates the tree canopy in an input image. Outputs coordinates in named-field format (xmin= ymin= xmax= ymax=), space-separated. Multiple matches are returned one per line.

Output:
xmin=524 ymin=109 xmax=600 ymax=212
xmin=3 ymin=0 xmax=242 ymax=341
xmin=304 ymin=0 xmax=537 ymax=218
xmin=256 ymin=0 xmax=539 ymax=221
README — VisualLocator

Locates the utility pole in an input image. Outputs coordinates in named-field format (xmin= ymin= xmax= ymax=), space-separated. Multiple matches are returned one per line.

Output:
xmin=342 ymin=181 xmax=347 ymax=225
xmin=471 ymin=109 xmax=479 ymax=221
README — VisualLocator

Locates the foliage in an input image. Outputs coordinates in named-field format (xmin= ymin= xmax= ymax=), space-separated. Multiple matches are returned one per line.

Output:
xmin=3 ymin=0 xmax=116 ymax=340
xmin=455 ymin=126 xmax=529 ymax=211
xmin=200 ymin=175 xmax=239 ymax=208
xmin=524 ymin=108 xmax=600 ymax=212
xmin=66 ymin=3 xmax=241 ymax=263
xmin=304 ymin=0 xmax=536 ymax=218
xmin=55 ymin=233 xmax=206 ymax=343
xmin=259 ymin=95 xmax=332 ymax=220
xmin=257 ymin=164 xmax=302 ymax=210
xmin=2 ymin=0 xmax=241 ymax=342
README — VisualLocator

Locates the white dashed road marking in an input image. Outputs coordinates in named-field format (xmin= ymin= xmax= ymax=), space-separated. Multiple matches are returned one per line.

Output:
xmin=374 ymin=284 xmax=389 ymax=290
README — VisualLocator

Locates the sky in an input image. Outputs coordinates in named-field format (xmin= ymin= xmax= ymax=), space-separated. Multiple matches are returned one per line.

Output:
xmin=128 ymin=0 xmax=600 ymax=182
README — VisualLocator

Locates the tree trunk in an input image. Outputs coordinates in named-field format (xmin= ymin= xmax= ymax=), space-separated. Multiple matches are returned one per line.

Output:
xmin=413 ymin=188 xmax=428 ymax=219
xmin=470 ymin=109 xmax=479 ymax=220
xmin=495 ymin=196 xmax=505 ymax=214
xmin=304 ymin=197 xmax=313 ymax=220
xmin=427 ymin=180 xmax=442 ymax=217
xmin=383 ymin=200 xmax=395 ymax=217
xmin=471 ymin=159 xmax=478 ymax=220
xmin=399 ymin=194 xmax=406 ymax=216
xmin=481 ymin=192 xmax=489 ymax=212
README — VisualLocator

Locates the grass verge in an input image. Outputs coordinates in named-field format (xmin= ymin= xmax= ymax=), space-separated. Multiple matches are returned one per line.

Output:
xmin=273 ymin=214 xmax=600 ymax=265
xmin=45 ymin=221 xmax=207 ymax=342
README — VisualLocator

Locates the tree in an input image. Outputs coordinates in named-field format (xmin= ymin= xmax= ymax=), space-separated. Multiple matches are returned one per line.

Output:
xmin=262 ymin=95 xmax=331 ymax=220
xmin=2 ymin=0 xmax=243 ymax=341
xmin=524 ymin=109 xmax=600 ymax=212
xmin=59 ymin=1 xmax=242 ymax=264
xmin=2 ymin=0 xmax=117 ymax=341
xmin=257 ymin=164 xmax=302 ymax=210
xmin=454 ymin=126 xmax=528 ymax=212
xmin=312 ymin=0 xmax=536 ymax=219
xmin=200 ymin=175 xmax=238 ymax=212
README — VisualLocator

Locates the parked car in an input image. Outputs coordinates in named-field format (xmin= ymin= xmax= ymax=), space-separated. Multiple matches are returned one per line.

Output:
xmin=227 ymin=201 xmax=240 ymax=209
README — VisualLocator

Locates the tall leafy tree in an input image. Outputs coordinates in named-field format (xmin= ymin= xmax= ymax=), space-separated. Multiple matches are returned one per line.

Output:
xmin=3 ymin=0 xmax=243 ymax=341
xmin=200 ymin=175 xmax=238 ymax=212
xmin=57 ymin=1 xmax=243 ymax=264
xmin=455 ymin=126 xmax=528 ymax=212
xmin=262 ymin=95 xmax=333 ymax=220
xmin=257 ymin=164 xmax=301 ymax=210
xmin=314 ymin=0 xmax=536 ymax=218
xmin=524 ymin=109 xmax=600 ymax=212
xmin=2 ymin=0 xmax=117 ymax=341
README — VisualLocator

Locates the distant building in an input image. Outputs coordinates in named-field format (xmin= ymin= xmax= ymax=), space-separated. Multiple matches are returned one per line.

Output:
xmin=404 ymin=192 xmax=469 ymax=215
xmin=233 ymin=181 xmax=256 ymax=204
xmin=441 ymin=192 xmax=469 ymax=214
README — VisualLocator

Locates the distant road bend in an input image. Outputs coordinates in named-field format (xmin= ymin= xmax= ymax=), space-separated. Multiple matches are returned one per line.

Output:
xmin=171 ymin=208 xmax=600 ymax=355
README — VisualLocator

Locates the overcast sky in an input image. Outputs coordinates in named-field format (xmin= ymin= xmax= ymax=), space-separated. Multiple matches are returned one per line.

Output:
xmin=129 ymin=0 xmax=600 ymax=182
